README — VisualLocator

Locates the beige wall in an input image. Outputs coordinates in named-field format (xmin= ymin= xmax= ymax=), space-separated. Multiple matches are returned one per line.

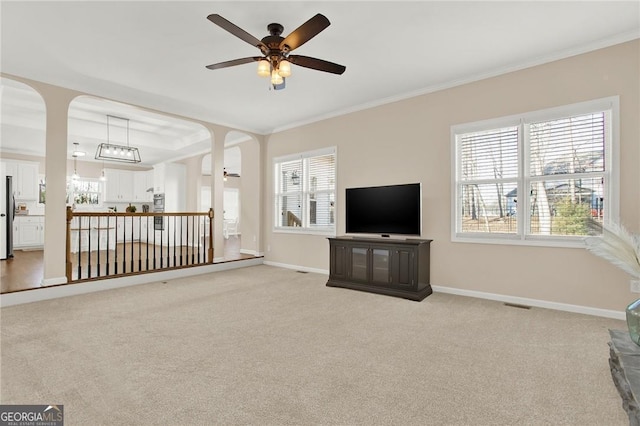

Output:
xmin=264 ymin=40 xmax=639 ymax=311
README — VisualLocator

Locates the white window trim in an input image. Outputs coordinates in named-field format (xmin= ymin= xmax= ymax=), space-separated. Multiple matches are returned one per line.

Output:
xmin=450 ymin=96 xmax=619 ymax=248
xmin=273 ymin=146 xmax=337 ymax=236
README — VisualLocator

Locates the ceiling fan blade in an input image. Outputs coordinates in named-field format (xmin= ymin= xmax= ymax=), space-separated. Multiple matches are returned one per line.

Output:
xmin=207 ymin=14 xmax=267 ymax=51
xmin=288 ymin=55 xmax=346 ymax=75
xmin=280 ymin=14 xmax=330 ymax=51
xmin=206 ymin=57 xmax=262 ymax=70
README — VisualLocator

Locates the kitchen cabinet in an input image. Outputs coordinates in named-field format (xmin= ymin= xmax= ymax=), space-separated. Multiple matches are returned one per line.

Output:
xmin=105 ymin=169 xmax=153 ymax=202
xmin=14 ymin=216 xmax=44 ymax=248
xmin=105 ymin=169 xmax=134 ymax=202
xmin=133 ymin=170 xmax=153 ymax=202
xmin=1 ymin=160 xmax=39 ymax=200
xmin=2 ymin=161 xmax=17 ymax=181
xmin=17 ymin=162 xmax=39 ymax=200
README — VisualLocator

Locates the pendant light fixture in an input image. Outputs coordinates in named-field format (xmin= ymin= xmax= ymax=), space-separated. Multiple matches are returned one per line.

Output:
xmin=95 ymin=115 xmax=142 ymax=163
xmin=71 ymin=142 xmax=81 ymax=180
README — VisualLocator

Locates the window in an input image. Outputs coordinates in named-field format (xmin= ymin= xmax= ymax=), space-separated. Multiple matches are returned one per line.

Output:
xmin=274 ymin=147 xmax=336 ymax=234
xmin=67 ymin=178 xmax=103 ymax=206
xmin=452 ymin=97 xmax=618 ymax=246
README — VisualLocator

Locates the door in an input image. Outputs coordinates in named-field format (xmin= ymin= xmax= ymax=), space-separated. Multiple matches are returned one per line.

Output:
xmin=223 ymin=188 xmax=239 ymax=220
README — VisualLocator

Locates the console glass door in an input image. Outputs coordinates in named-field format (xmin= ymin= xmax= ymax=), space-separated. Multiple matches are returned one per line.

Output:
xmin=372 ymin=248 xmax=391 ymax=284
xmin=351 ymin=247 xmax=368 ymax=281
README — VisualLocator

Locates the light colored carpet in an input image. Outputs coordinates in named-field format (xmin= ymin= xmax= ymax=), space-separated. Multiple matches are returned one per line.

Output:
xmin=0 ymin=265 xmax=627 ymax=425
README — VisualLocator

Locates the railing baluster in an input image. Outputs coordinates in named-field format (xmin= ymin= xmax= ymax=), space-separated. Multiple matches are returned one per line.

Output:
xmin=191 ymin=215 xmax=195 ymax=265
xmin=160 ymin=218 xmax=163 ymax=268
xmin=145 ymin=216 xmax=150 ymax=271
xmin=130 ymin=214 xmax=134 ymax=272
xmin=87 ymin=216 xmax=92 ymax=278
xmin=153 ymin=216 xmax=157 ymax=269
xmin=76 ymin=217 xmax=82 ymax=280
xmin=123 ymin=216 xmax=128 ymax=274
xmin=196 ymin=216 xmax=200 ymax=263
xmin=180 ymin=215 xmax=184 ymax=266
xmin=106 ymin=215 xmax=111 ymax=276
xmin=173 ymin=215 xmax=177 ymax=267
xmin=166 ymin=215 xmax=170 ymax=267
xmin=138 ymin=215 xmax=142 ymax=272
xmin=114 ymin=215 xmax=119 ymax=275
xmin=96 ymin=217 xmax=101 ymax=277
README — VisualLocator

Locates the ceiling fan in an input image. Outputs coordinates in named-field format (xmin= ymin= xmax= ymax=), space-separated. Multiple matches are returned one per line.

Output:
xmin=205 ymin=13 xmax=346 ymax=90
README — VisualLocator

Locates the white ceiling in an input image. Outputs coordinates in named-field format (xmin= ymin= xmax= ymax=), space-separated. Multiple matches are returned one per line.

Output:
xmin=1 ymin=1 xmax=639 ymax=166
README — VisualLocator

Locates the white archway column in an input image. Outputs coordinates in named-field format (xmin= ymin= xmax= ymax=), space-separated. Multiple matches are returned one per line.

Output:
xmin=36 ymin=84 xmax=77 ymax=284
xmin=205 ymin=126 xmax=225 ymax=261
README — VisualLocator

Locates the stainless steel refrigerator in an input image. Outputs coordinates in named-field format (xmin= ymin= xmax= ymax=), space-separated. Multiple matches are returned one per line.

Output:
xmin=1 ymin=176 xmax=15 ymax=260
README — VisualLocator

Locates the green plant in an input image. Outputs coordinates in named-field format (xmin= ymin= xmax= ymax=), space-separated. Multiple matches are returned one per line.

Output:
xmin=553 ymin=199 xmax=591 ymax=235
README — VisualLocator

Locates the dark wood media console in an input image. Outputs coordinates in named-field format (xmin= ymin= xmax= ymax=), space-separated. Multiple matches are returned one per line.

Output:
xmin=326 ymin=237 xmax=432 ymax=301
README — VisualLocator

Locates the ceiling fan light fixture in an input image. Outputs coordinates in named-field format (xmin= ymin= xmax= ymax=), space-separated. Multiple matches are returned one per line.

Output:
xmin=278 ymin=60 xmax=291 ymax=78
xmin=271 ymin=69 xmax=283 ymax=85
xmin=206 ymin=14 xmax=345 ymax=90
xmin=257 ymin=59 xmax=270 ymax=77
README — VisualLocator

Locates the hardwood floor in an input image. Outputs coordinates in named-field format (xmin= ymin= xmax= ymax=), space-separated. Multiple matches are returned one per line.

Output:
xmin=0 ymin=249 xmax=45 ymax=293
xmin=0 ymin=236 xmax=257 ymax=294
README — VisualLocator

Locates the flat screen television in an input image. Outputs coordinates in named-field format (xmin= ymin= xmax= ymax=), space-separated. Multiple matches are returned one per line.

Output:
xmin=345 ymin=183 xmax=421 ymax=236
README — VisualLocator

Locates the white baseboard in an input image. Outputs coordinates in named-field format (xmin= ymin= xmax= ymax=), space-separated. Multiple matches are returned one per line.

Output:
xmin=41 ymin=276 xmax=67 ymax=286
xmin=240 ymin=249 xmax=257 ymax=256
xmin=3 ymin=258 xmax=624 ymax=320
xmin=263 ymin=261 xmax=624 ymax=320
xmin=431 ymin=284 xmax=625 ymax=320
xmin=263 ymin=260 xmax=329 ymax=276
xmin=0 ymin=258 xmax=264 ymax=308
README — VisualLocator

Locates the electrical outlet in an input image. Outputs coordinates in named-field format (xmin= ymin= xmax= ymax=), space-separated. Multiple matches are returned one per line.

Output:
xmin=631 ymin=280 xmax=640 ymax=293
xmin=267 ymin=245 xmax=271 ymax=252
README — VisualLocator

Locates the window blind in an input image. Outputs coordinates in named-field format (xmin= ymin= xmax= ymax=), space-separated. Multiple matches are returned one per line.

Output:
xmin=452 ymin=98 xmax=614 ymax=244
xmin=459 ymin=126 xmax=519 ymax=182
xmin=274 ymin=148 xmax=336 ymax=233
xmin=529 ymin=112 xmax=605 ymax=176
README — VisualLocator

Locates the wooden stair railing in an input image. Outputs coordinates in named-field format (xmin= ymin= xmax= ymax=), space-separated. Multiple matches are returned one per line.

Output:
xmin=65 ymin=207 xmax=214 ymax=283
